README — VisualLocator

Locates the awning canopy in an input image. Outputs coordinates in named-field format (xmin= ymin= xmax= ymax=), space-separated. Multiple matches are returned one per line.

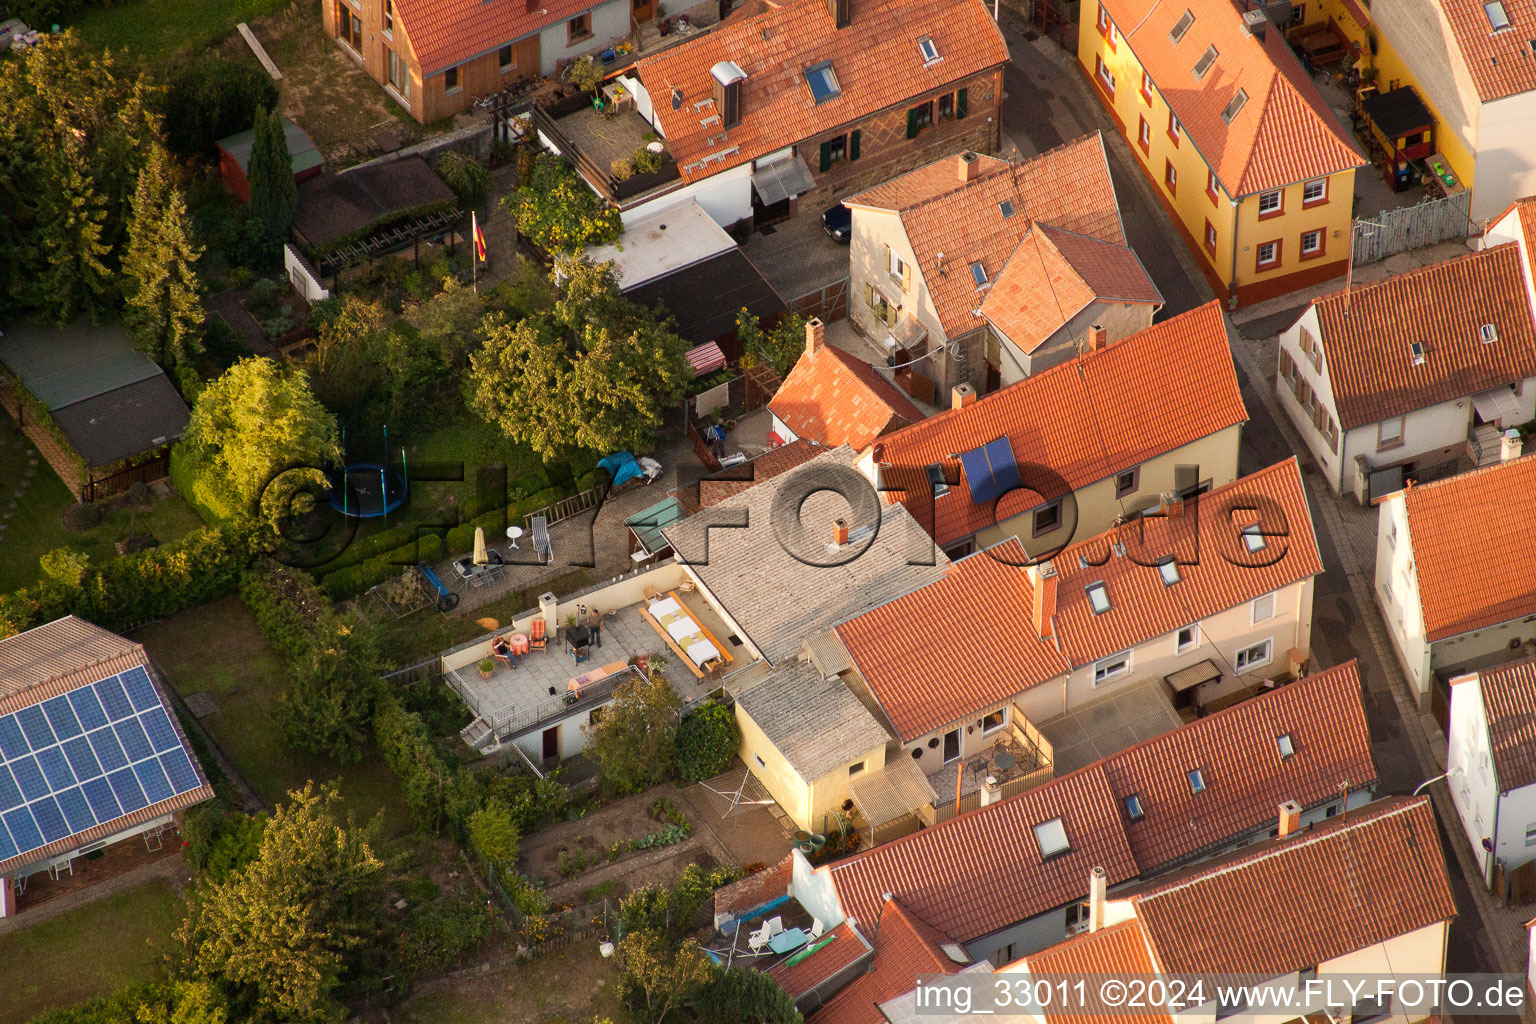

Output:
xmin=1472 ymin=387 xmax=1521 ymax=424
xmin=847 ymin=756 xmax=938 ymax=829
xmin=625 ymin=496 xmax=686 ymax=555
xmin=686 ymin=341 xmax=727 ymax=377
xmin=1165 ymin=658 xmax=1222 ymax=692
xmin=752 ymin=156 xmax=815 ymax=206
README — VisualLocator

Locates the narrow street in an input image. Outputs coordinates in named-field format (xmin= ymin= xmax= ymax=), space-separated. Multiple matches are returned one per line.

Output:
xmin=994 ymin=14 xmax=1524 ymax=980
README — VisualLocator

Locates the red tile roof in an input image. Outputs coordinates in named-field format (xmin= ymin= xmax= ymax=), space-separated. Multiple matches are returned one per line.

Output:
xmin=1097 ymin=0 xmax=1364 ymax=196
xmin=849 ymin=135 xmax=1130 ymax=339
xmin=1022 ymin=921 xmax=1175 ymax=1024
xmin=768 ymin=921 xmax=870 ymax=998
xmin=1129 ymin=797 xmax=1455 ymax=975
xmin=840 ymin=457 xmax=1319 ymax=742
xmin=1401 ymin=453 xmax=1536 ymax=641
xmin=979 ymin=224 xmax=1162 ymax=355
xmin=1311 ymin=244 xmax=1536 ymax=429
xmin=1436 ymin=0 xmax=1536 ymax=101
xmin=868 ymin=301 xmax=1245 ymax=548
xmin=1471 ymin=658 xmax=1536 ymax=792
xmin=810 ymin=902 xmax=962 ymax=1024
xmin=395 ymin=0 xmax=593 ymax=76
xmin=770 ymin=344 xmax=925 ymax=450
xmin=636 ymin=0 xmax=1008 ymax=184
xmin=1103 ymin=661 xmax=1377 ymax=873
xmin=826 ymin=765 xmax=1140 ymax=944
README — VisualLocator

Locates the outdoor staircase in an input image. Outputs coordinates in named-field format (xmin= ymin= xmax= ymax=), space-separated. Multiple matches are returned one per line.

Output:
xmin=460 ymin=717 xmax=495 ymax=752
xmin=1468 ymin=423 xmax=1503 ymax=466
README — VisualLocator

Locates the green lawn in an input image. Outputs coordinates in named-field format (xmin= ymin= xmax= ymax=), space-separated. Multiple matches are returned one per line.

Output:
xmin=67 ymin=0 xmax=290 ymax=63
xmin=0 ymin=879 xmax=183 ymax=1024
xmin=136 ymin=595 xmax=414 ymax=836
xmin=0 ymin=418 xmax=204 ymax=594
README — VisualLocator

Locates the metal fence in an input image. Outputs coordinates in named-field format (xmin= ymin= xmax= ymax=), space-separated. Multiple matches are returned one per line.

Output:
xmin=1352 ymin=190 xmax=1473 ymax=265
xmin=481 ymin=857 xmax=614 ymax=956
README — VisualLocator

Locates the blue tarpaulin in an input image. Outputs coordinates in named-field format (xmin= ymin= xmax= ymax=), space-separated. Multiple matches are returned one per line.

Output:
xmin=598 ymin=451 xmax=643 ymax=487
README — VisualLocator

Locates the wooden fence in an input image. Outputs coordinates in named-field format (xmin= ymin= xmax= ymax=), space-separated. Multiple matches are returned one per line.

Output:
xmin=789 ymin=277 xmax=849 ymax=323
xmin=1352 ymin=190 xmax=1473 ymax=265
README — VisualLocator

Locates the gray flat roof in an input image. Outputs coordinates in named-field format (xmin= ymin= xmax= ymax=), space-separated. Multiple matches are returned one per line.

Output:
xmin=735 ymin=661 xmax=890 ymax=782
xmin=0 ymin=321 xmax=160 ymax=410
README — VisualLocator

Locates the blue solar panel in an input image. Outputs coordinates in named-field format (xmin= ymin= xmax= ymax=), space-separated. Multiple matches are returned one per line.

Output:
xmin=30 ymin=797 xmax=69 ymax=843
xmin=15 ymin=705 xmax=55 ymax=751
xmin=983 ymin=437 xmax=1022 ymax=498
xmin=106 ymin=768 xmax=147 ymax=813
xmin=95 ymin=676 xmax=135 ymax=722
xmin=68 ymin=687 xmax=109 ymax=731
xmin=42 ymin=696 xmax=83 ymax=741
xmin=140 ymin=708 xmax=180 ymax=754
xmin=35 ymin=747 xmax=75 ymax=791
xmin=159 ymin=750 xmax=200 ymax=795
xmin=0 ymin=716 xmax=27 ymax=761
xmin=0 ymin=821 xmax=15 ymax=861
xmin=61 ymin=736 xmax=102 ymax=781
xmin=3 ymin=807 xmax=41 ymax=852
xmin=121 ymin=667 xmax=159 ymax=713
xmin=10 ymin=756 xmax=48 ymax=801
xmin=114 ymin=718 xmax=154 ymax=764
xmin=87 ymin=727 xmax=128 ymax=773
xmin=0 ymin=765 xmax=22 ymax=811
xmin=81 ymin=777 xmax=120 ymax=822
xmin=55 ymin=787 xmax=95 ymax=833
xmin=959 ymin=437 xmax=1022 ymax=506
xmin=134 ymin=760 xmax=173 ymax=805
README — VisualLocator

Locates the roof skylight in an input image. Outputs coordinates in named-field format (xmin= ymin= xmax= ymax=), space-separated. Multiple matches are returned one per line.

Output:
xmin=1157 ymin=558 xmax=1181 ymax=586
xmin=1034 ymin=817 xmax=1070 ymax=857
xmin=1221 ymin=88 xmax=1248 ymax=123
xmin=804 ymin=62 xmax=841 ymax=104
xmin=1193 ymin=45 xmax=1218 ymax=80
xmin=1087 ymin=582 xmax=1111 ymax=614
xmin=1170 ymin=9 xmax=1195 ymax=42
xmin=918 ymin=36 xmax=940 ymax=63
xmin=1486 ymin=1 xmax=1512 ymax=31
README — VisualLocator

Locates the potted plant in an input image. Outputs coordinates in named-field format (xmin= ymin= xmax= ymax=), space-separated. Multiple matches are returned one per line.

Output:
xmin=478 ymin=657 xmax=496 ymax=679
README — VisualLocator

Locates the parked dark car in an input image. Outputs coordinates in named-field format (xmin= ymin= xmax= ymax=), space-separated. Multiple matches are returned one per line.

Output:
xmin=821 ymin=202 xmax=852 ymax=243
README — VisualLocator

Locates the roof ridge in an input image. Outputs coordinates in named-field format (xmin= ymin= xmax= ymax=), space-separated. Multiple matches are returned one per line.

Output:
xmin=1315 ymin=242 xmax=1520 ymax=309
xmin=1404 ymin=448 xmax=1536 ymax=500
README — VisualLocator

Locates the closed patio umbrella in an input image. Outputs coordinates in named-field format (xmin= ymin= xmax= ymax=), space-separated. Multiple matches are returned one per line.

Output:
xmin=473 ymin=526 xmax=488 ymax=566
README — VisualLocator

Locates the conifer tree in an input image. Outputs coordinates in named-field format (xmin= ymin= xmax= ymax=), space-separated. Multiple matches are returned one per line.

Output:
xmin=247 ymin=106 xmax=297 ymax=251
xmin=124 ymin=147 xmax=205 ymax=366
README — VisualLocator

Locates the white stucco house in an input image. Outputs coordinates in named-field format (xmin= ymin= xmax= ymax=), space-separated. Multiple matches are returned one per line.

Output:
xmin=1276 ymin=242 xmax=1536 ymax=503
xmin=1448 ymin=658 xmax=1536 ymax=898
xmin=1374 ymin=452 xmax=1536 ymax=713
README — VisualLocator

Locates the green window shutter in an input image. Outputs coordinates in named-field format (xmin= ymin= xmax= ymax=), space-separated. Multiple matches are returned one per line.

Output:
xmin=865 ymin=282 xmax=875 ymax=309
xmin=819 ymin=139 xmax=833 ymax=173
xmin=906 ymin=107 xmax=921 ymax=139
xmin=849 ymin=129 xmax=861 ymax=160
xmin=957 ymin=88 xmax=969 ymax=119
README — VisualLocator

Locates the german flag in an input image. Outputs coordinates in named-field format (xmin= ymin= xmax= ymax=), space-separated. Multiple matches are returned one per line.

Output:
xmin=473 ymin=212 xmax=487 ymax=262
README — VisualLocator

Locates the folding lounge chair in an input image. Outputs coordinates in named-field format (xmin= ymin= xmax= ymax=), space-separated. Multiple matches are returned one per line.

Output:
xmin=529 ymin=619 xmax=548 ymax=653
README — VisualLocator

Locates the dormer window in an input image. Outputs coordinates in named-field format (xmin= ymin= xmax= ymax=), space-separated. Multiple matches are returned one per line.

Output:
xmin=1086 ymin=582 xmax=1110 ymax=614
xmin=1157 ymin=558 xmax=1180 ymax=586
xmin=1034 ymin=817 xmax=1070 ymax=858
xmin=1221 ymin=89 xmax=1248 ymax=123
xmin=970 ymin=261 xmax=988 ymax=288
xmin=918 ymin=36 xmax=940 ymax=63
xmin=805 ymin=62 xmax=841 ymax=104
xmin=1170 ymin=8 xmax=1195 ymax=42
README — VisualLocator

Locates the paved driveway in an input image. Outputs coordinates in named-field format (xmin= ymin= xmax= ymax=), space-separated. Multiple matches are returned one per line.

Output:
xmin=740 ymin=212 xmax=850 ymax=304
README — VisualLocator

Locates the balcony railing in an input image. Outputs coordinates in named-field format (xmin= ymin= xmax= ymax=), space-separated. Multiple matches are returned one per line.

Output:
xmin=528 ymin=104 xmax=680 ymax=205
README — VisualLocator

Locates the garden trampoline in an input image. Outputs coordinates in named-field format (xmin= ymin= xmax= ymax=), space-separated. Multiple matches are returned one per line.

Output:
xmin=330 ymin=462 xmax=408 ymax=518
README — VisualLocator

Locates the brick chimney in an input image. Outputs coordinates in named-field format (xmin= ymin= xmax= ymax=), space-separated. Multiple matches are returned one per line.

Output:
xmin=1158 ymin=490 xmax=1184 ymax=518
xmin=1088 ymin=866 xmax=1107 ymax=932
xmin=952 ymin=382 xmax=977 ymax=411
xmin=805 ymin=317 xmax=825 ymax=359
xmin=1502 ymin=427 xmax=1523 ymax=462
xmin=1086 ymin=323 xmax=1106 ymax=352
xmin=1278 ymin=799 xmax=1302 ymax=837
xmin=957 ymin=151 xmax=980 ymax=184
xmin=832 ymin=517 xmax=849 ymax=547
xmin=1030 ymin=562 xmax=1058 ymax=639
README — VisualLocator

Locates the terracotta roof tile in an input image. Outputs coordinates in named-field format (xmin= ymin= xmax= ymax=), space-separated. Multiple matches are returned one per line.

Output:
xmin=839 ymin=458 xmax=1321 ymax=741
xmin=1023 ymin=921 xmax=1174 ymax=1024
xmin=1472 ymin=658 xmax=1536 ymax=791
xmin=850 ymin=135 xmax=1129 ymax=338
xmin=1129 ymin=797 xmax=1456 ymax=975
xmin=1103 ymin=661 xmax=1377 ymax=873
xmin=770 ymin=344 xmax=925 ymax=450
xmin=826 ymin=765 xmax=1140 ymax=943
xmin=810 ymin=902 xmax=961 ymax=1024
xmin=848 ymin=153 xmax=1011 ymax=211
xmin=1312 ymin=244 xmax=1536 ymax=429
xmin=397 ymin=0 xmax=594 ymax=77
xmin=979 ymin=225 xmax=1162 ymax=354
xmin=869 ymin=301 xmax=1245 ymax=547
xmin=637 ymin=0 xmax=1008 ymax=183
xmin=768 ymin=921 xmax=871 ymax=998
xmin=1401 ymin=453 xmax=1536 ymax=641
xmin=1098 ymin=0 xmax=1364 ymax=196
xmin=1436 ymin=0 xmax=1536 ymax=102
xmin=0 ymin=616 xmax=141 ymax=702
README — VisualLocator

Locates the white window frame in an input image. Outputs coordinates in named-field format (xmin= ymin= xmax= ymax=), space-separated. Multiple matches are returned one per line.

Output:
xmin=1251 ymin=591 xmax=1276 ymax=624
xmin=1257 ymin=189 xmax=1282 ymax=215
xmin=918 ymin=36 xmax=940 ymax=63
xmin=754 ymin=753 xmax=767 ymax=769
xmin=981 ymin=709 xmax=1006 ymax=733
xmin=1138 ymin=117 xmax=1151 ymax=147
xmin=1300 ymin=229 xmax=1323 ymax=255
xmin=969 ymin=261 xmax=989 ymax=288
xmin=1096 ymin=55 xmax=1116 ymax=93
xmin=1175 ymin=625 xmax=1198 ymax=654
xmin=1302 ymin=177 xmax=1327 ymax=203
xmin=383 ymin=0 xmax=393 ymax=36
xmin=1034 ymin=817 xmax=1070 ymax=858
xmin=1094 ymin=649 xmax=1132 ymax=685
xmin=1378 ymin=416 xmax=1405 ymax=450
xmin=888 ymin=248 xmax=906 ymax=280
xmin=1187 ymin=768 xmax=1206 ymax=793
xmin=1257 ymin=240 xmax=1279 ymax=266
xmin=1235 ymin=638 xmax=1273 ymax=672
xmin=1525 ymin=823 xmax=1536 ymax=847
xmin=1242 ymin=523 xmax=1266 ymax=552
xmin=1157 ymin=558 xmax=1180 ymax=586
xmin=1086 ymin=582 xmax=1111 ymax=615
xmin=1277 ymin=734 xmax=1295 ymax=759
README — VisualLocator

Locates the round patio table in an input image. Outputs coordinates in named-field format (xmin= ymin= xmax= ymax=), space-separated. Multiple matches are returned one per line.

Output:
xmin=509 ymin=633 xmax=530 ymax=656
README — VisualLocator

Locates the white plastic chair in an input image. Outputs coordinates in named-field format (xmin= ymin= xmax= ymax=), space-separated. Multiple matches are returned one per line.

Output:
xmin=765 ymin=915 xmax=784 ymax=937
xmin=747 ymin=925 xmax=770 ymax=953
xmin=810 ymin=919 xmax=826 ymax=940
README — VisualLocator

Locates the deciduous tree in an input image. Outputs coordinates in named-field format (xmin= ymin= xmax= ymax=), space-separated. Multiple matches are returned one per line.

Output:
xmin=674 ymin=700 xmax=740 ymax=782
xmin=583 ymin=666 xmax=681 ymax=793
xmin=616 ymin=928 xmax=713 ymax=1024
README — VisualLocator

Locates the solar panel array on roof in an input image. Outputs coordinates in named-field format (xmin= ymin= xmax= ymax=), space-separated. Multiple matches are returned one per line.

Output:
xmin=959 ymin=436 xmax=1023 ymax=505
xmin=0 ymin=666 xmax=202 ymax=864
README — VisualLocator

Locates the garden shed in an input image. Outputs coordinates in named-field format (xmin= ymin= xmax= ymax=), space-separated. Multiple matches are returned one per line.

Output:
xmin=215 ymin=117 xmax=323 ymax=204
xmin=291 ymin=156 xmax=460 ymax=278
xmin=0 ymin=322 xmax=191 ymax=501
